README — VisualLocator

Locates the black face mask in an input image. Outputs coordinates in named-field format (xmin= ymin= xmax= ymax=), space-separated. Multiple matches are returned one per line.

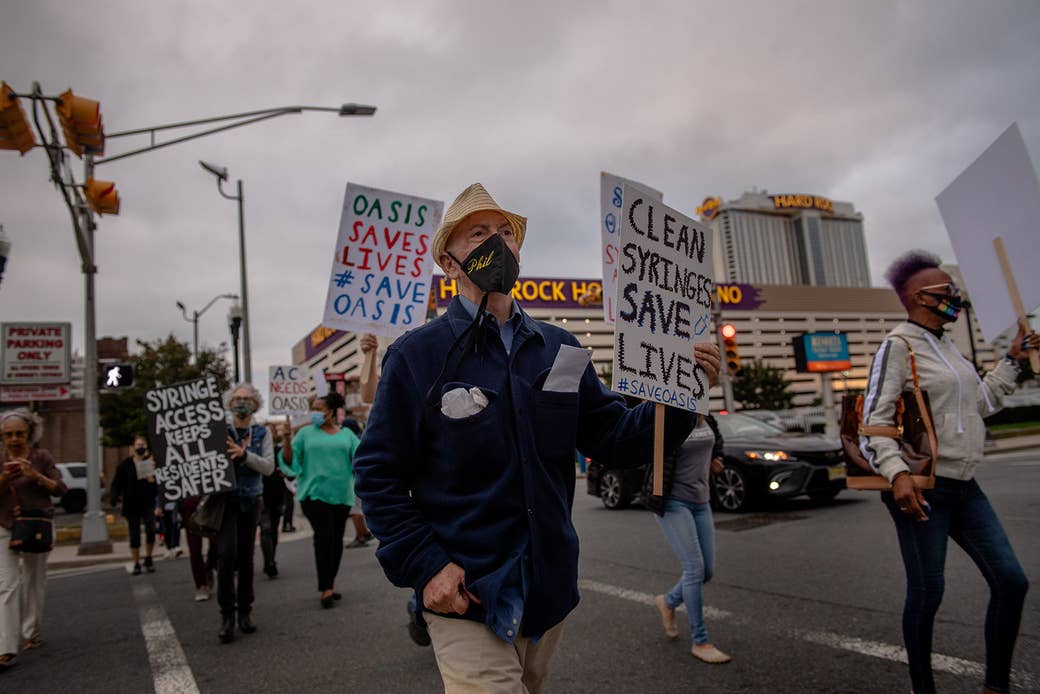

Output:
xmin=447 ymin=233 xmax=519 ymax=296
xmin=135 ymin=447 xmax=148 ymax=456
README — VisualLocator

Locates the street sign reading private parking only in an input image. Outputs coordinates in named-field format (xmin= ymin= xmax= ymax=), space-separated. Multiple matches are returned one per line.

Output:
xmin=1 ymin=322 xmax=72 ymax=385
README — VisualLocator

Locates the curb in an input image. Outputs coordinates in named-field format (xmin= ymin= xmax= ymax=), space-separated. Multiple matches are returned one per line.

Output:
xmin=46 ymin=525 xmax=316 ymax=570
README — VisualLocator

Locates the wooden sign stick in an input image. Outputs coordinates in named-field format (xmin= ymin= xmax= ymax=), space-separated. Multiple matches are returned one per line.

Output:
xmin=994 ymin=236 xmax=1040 ymax=372
xmin=653 ymin=403 xmax=665 ymax=496
xmin=360 ymin=348 xmax=376 ymax=387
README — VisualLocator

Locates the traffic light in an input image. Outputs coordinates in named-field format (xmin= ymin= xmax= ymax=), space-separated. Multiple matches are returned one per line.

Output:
xmin=0 ymin=82 xmax=36 ymax=154
xmin=100 ymin=363 xmax=134 ymax=389
xmin=85 ymin=177 xmax=120 ymax=215
xmin=721 ymin=323 xmax=741 ymax=374
xmin=54 ymin=88 xmax=104 ymax=158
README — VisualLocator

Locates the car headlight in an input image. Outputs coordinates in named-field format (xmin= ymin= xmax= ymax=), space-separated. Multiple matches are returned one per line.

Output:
xmin=745 ymin=450 xmax=789 ymax=462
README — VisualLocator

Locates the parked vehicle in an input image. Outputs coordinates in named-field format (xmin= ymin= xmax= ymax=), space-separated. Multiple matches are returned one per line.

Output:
xmin=51 ymin=462 xmax=88 ymax=513
xmin=585 ymin=412 xmax=846 ymax=512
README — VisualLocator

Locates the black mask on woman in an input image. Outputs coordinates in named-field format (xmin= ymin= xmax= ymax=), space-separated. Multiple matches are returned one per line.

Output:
xmin=447 ymin=233 xmax=520 ymax=296
xmin=134 ymin=447 xmax=148 ymax=456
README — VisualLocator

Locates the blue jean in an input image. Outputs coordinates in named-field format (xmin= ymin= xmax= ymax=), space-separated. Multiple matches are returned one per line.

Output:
xmin=654 ymin=498 xmax=714 ymax=644
xmin=882 ymin=477 xmax=1028 ymax=694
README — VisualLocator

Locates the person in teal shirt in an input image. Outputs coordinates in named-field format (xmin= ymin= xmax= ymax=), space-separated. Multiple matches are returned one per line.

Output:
xmin=279 ymin=391 xmax=360 ymax=608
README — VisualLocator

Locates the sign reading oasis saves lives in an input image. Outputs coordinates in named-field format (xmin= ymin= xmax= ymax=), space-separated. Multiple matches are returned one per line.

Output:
xmin=323 ymin=183 xmax=444 ymax=337
xmin=611 ymin=184 xmax=714 ymax=413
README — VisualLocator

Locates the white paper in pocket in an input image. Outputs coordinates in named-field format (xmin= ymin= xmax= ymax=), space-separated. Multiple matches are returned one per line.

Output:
xmin=441 ymin=387 xmax=490 ymax=419
xmin=543 ymin=345 xmax=592 ymax=393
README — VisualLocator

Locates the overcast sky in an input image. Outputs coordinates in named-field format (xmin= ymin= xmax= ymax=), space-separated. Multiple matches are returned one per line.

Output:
xmin=2 ymin=0 xmax=1039 ymax=408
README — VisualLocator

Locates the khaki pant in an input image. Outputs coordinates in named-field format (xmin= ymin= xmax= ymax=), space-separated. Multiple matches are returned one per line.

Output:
xmin=424 ymin=612 xmax=564 ymax=694
xmin=0 ymin=526 xmax=48 ymax=655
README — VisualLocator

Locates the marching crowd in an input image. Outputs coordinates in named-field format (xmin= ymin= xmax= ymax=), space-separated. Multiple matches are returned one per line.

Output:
xmin=0 ymin=182 xmax=1034 ymax=694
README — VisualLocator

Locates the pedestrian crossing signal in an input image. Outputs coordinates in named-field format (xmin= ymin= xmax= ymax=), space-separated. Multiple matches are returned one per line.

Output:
xmin=101 ymin=363 xmax=134 ymax=389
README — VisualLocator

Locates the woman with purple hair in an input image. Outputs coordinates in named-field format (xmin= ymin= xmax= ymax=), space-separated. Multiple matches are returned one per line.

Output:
xmin=861 ymin=250 xmax=1036 ymax=694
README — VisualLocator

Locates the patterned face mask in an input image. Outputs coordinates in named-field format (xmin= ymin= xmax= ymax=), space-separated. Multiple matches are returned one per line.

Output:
xmin=920 ymin=284 xmax=964 ymax=321
xmin=447 ymin=233 xmax=520 ymax=296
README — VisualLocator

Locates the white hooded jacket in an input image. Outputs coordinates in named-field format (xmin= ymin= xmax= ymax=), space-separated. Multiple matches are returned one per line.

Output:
xmin=860 ymin=322 xmax=1019 ymax=482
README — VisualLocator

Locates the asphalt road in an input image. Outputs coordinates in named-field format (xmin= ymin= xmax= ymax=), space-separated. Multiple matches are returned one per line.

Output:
xmin=7 ymin=451 xmax=1038 ymax=693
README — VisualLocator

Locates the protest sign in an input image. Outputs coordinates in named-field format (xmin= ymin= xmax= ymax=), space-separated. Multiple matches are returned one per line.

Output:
xmin=269 ymin=365 xmax=309 ymax=416
xmin=600 ymin=172 xmax=663 ymax=324
xmin=611 ymin=184 xmax=714 ymax=413
xmin=323 ymin=183 xmax=444 ymax=337
xmin=145 ymin=376 xmax=234 ymax=501
xmin=936 ymin=123 xmax=1040 ymax=342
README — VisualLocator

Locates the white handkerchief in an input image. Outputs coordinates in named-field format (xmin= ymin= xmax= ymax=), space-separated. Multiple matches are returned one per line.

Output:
xmin=543 ymin=345 xmax=592 ymax=393
xmin=441 ymin=387 xmax=490 ymax=419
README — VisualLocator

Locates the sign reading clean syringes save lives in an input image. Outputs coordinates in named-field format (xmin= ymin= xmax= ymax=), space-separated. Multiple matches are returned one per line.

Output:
xmin=611 ymin=184 xmax=715 ymax=413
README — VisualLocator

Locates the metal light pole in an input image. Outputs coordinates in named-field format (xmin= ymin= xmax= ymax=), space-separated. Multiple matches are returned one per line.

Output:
xmin=15 ymin=83 xmax=375 ymax=558
xmin=228 ymin=302 xmax=243 ymax=383
xmin=0 ymin=225 xmax=11 ymax=286
xmin=176 ymin=293 xmax=237 ymax=361
xmin=199 ymin=162 xmax=252 ymax=381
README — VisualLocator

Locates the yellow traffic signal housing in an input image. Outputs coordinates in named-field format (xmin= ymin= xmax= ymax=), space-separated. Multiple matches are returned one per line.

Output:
xmin=85 ymin=177 xmax=120 ymax=215
xmin=0 ymin=82 xmax=36 ymax=154
xmin=721 ymin=323 xmax=742 ymax=375
xmin=55 ymin=89 xmax=104 ymax=158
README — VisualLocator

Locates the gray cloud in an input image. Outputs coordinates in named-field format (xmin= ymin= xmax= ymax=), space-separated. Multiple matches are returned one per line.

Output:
xmin=2 ymin=0 xmax=1038 ymax=408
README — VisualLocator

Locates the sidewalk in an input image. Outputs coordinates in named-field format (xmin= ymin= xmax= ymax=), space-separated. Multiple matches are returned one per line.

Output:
xmin=48 ymin=512 xmax=314 ymax=571
xmin=988 ymin=432 xmax=1040 ymax=453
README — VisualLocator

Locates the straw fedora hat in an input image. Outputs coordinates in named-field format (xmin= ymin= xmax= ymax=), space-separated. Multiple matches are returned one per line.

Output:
xmin=432 ymin=183 xmax=527 ymax=267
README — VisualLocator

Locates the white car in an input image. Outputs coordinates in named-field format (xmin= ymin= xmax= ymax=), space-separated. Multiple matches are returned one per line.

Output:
xmin=51 ymin=462 xmax=88 ymax=513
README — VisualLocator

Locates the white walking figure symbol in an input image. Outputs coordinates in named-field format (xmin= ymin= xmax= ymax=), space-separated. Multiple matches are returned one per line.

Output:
xmin=106 ymin=366 xmax=121 ymax=387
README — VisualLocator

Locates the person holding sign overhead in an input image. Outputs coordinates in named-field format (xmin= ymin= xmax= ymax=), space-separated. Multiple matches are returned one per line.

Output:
xmin=863 ymin=251 xmax=1035 ymax=694
xmin=279 ymin=391 xmax=361 ymax=609
xmin=353 ymin=182 xmax=720 ymax=693
xmin=216 ymin=383 xmax=274 ymax=644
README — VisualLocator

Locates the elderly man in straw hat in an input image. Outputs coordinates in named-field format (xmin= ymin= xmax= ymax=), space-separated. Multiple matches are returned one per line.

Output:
xmin=354 ymin=182 xmax=721 ymax=692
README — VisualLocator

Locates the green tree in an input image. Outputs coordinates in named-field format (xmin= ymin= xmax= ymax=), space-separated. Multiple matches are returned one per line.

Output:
xmin=732 ymin=358 xmax=795 ymax=411
xmin=100 ymin=335 xmax=231 ymax=446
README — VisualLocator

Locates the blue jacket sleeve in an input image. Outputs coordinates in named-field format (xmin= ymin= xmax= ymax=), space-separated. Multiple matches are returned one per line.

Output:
xmin=573 ymin=360 xmax=697 ymax=469
xmin=352 ymin=346 xmax=452 ymax=595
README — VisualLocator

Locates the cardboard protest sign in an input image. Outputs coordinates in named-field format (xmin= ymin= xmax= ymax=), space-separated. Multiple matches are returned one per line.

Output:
xmin=936 ymin=123 xmax=1040 ymax=342
xmin=323 ymin=183 xmax=444 ymax=337
xmin=611 ymin=184 xmax=714 ymax=413
xmin=133 ymin=458 xmax=156 ymax=480
xmin=268 ymin=365 xmax=309 ymax=416
xmin=145 ymin=376 xmax=234 ymax=501
xmin=600 ymin=172 xmax=664 ymax=324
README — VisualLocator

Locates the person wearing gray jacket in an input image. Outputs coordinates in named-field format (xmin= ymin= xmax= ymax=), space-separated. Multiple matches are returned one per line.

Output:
xmin=862 ymin=250 xmax=1036 ymax=694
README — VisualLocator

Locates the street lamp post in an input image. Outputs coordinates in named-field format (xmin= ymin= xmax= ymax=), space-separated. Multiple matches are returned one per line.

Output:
xmin=228 ymin=302 xmax=243 ymax=383
xmin=199 ymin=162 xmax=252 ymax=381
xmin=0 ymin=224 xmax=11 ymax=286
xmin=176 ymin=293 xmax=238 ymax=361
xmin=15 ymin=84 xmax=375 ymax=558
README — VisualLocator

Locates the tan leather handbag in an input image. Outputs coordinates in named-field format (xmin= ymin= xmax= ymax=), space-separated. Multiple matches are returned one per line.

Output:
xmin=840 ymin=336 xmax=937 ymax=490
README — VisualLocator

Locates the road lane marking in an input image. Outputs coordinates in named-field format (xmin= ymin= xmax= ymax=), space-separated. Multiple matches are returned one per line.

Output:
xmin=578 ymin=579 xmax=1037 ymax=690
xmin=132 ymin=582 xmax=201 ymax=694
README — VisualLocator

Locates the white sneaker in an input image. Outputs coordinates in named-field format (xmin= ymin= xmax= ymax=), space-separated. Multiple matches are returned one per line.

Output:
xmin=194 ymin=588 xmax=210 ymax=602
